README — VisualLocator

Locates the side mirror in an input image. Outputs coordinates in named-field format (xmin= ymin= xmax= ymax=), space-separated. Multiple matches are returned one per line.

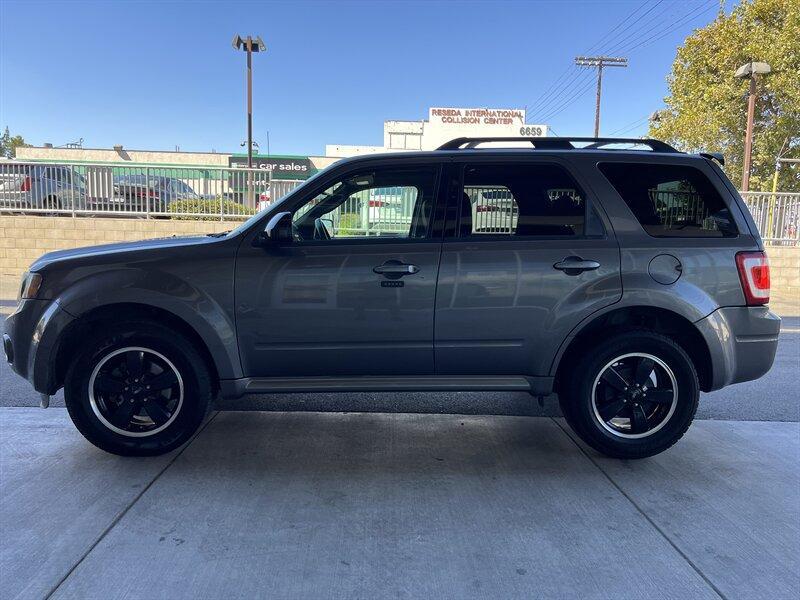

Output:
xmin=254 ymin=211 xmax=293 ymax=246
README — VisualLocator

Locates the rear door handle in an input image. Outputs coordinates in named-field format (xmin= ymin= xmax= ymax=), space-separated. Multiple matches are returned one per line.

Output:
xmin=553 ymin=256 xmax=601 ymax=275
xmin=373 ymin=260 xmax=420 ymax=278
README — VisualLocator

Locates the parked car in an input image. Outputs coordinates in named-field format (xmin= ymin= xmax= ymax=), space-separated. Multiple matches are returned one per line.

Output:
xmin=111 ymin=175 xmax=198 ymax=212
xmin=4 ymin=137 xmax=780 ymax=458
xmin=0 ymin=163 xmax=87 ymax=211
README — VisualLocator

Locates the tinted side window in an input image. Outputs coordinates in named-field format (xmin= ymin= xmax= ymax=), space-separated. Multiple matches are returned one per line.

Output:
xmin=599 ymin=163 xmax=737 ymax=237
xmin=458 ymin=164 xmax=585 ymax=237
xmin=292 ymin=166 xmax=438 ymax=241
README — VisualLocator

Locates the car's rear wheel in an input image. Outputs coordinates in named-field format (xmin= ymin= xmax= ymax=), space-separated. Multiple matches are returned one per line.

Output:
xmin=64 ymin=321 xmax=212 ymax=456
xmin=559 ymin=330 xmax=699 ymax=459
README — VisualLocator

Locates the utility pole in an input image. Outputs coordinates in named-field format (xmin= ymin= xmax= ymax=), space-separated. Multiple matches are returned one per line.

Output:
xmin=232 ymin=34 xmax=266 ymax=168
xmin=575 ymin=56 xmax=628 ymax=137
xmin=734 ymin=61 xmax=771 ymax=192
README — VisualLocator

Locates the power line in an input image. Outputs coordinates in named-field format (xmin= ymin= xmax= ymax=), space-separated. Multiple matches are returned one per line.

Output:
xmin=530 ymin=69 xmax=594 ymax=120
xmin=582 ymin=0 xmax=662 ymax=55
xmin=536 ymin=74 xmax=600 ymax=123
xmin=528 ymin=0 xmax=665 ymax=121
xmin=608 ymin=114 xmax=652 ymax=136
xmin=620 ymin=1 xmax=718 ymax=54
xmin=527 ymin=0 xmax=664 ymax=120
xmin=602 ymin=0 xmax=678 ymax=56
xmin=527 ymin=0 xmax=716 ymax=126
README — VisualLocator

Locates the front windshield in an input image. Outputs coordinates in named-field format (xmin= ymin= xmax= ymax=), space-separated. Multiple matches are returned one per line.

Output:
xmin=225 ymin=166 xmax=331 ymax=237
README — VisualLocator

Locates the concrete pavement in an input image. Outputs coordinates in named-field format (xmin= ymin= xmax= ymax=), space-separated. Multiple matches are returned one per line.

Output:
xmin=2 ymin=408 xmax=798 ymax=600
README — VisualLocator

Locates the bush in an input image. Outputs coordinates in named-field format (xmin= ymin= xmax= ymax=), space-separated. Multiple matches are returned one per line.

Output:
xmin=337 ymin=212 xmax=363 ymax=236
xmin=168 ymin=198 xmax=255 ymax=220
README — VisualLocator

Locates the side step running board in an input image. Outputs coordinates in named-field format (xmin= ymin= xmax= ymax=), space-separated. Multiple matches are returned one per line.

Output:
xmin=219 ymin=376 xmax=553 ymax=399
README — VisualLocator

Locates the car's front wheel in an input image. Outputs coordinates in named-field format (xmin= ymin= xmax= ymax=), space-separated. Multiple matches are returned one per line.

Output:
xmin=64 ymin=321 xmax=213 ymax=456
xmin=559 ymin=330 xmax=699 ymax=459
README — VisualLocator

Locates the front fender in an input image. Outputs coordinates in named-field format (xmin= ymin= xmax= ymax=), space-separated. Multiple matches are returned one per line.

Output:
xmin=54 ymin=268 xmax=242 ymax=381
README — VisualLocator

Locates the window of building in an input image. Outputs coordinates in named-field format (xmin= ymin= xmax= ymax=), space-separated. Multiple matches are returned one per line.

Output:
xmin=598 ymin=163 xmax=737 ymax=237
xmin=457 ymin=163 xmax=585 ymax=237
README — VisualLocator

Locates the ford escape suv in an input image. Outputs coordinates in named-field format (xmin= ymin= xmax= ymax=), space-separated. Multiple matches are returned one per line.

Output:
xmin=4 ymin=137 xmax=780 ymax=458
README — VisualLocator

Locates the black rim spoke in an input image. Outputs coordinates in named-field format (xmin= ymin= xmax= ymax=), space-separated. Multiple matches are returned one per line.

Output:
xmin=143 ymin=401 xmax=171 ymax=426
xmin=598 ymin=399 xmax=627 ymax=422
xmin=646 ymin=389 xmax=674 ymax=404
xmin=126 ymin=351 xmax=145 ymax=378
xmin=109 ymin=399 xmax=139 ymax=428
xmin=95 ymin=372 xmax=126 ymax=394
xmin=634 ymin=357 xmax=655 ymax=386
xmin=601 ymin=366 xmax=629 ymax=392
xmin=629 ymin=404 xmax=649 ymax=434
xmin=147 ymin=369 xmax=178 ymax=391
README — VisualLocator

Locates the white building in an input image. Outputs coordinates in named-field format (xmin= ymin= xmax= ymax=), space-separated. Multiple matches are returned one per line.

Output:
xmin=326 ymin=107 xmax=548 ymax=158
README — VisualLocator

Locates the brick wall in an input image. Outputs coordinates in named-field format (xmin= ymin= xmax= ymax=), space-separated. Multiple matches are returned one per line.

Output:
xmin=0 ymin=216 xmax=233 ymax=283
xmin=1 ymin=215 xmax=798 ymax=306
xmin=766 ymin=246 xmax=800 ymax=307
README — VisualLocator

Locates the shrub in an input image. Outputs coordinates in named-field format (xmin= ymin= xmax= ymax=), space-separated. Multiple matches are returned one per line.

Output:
xmin=168 ymin=198 xmax=255 ymax=221
xmin=336 ymin=212 xmax=363 ymax=236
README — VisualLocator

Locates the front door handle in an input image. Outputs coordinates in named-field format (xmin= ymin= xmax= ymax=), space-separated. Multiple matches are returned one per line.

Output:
xmin=373 ymin=260 xmax=420 ymax=279
xmin=553 ymin=256 xmax=601 ymax=275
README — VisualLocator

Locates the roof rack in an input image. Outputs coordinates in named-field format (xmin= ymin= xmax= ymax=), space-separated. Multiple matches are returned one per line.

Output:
xmin=436 ymin=137 xmax=679 ymax=153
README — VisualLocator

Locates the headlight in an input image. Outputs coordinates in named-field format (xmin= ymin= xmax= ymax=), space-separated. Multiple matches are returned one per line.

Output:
xmin=18 ymin=272 xmax=43 ymax=301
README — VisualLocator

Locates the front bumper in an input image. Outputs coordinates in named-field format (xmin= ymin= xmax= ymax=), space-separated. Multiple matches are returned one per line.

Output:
xmin=4 ymin=298 xmax=75 ymax=395
xmin=696 ymin=306 xmax=781 ymax=391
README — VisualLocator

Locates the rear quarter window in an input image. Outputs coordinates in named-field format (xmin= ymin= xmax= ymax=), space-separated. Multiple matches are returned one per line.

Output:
xmin=598 ymin=162 xmax=737 ymax=237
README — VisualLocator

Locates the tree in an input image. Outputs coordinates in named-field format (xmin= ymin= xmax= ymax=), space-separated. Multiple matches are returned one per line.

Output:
xmin=0 ymin=127 xmax=29 ymax=158
xmin=650 ymin=0 xmax=800 ymax=192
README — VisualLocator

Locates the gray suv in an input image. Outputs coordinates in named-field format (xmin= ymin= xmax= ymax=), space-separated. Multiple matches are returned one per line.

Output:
xmin=4 ymin=137 xmax=780 ymax=458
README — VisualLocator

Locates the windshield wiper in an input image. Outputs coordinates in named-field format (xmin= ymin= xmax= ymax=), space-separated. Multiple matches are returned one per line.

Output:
xmin=206 ymin=230 xmax=231 ymax=238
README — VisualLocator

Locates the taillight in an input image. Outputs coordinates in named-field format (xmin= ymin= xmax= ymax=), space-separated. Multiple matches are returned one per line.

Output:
xmin=736 ymin=251 xmax=770 ymax=306
xmin=368 ymin=200 xmax=385 ymax=207
xmin=20 ymin=176 xmax=31 ymax=192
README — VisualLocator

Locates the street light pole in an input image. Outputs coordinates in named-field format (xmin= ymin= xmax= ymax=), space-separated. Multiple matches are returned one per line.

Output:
xmin=735 ymin=61 xmax=771 ymax=192
xmin=232 ymin=34 xmax=266 ymax=168
xmin=741 ymin=75 xmax=758 ymax=192
xmin=246 ymin=37 xmax=253 ymax=168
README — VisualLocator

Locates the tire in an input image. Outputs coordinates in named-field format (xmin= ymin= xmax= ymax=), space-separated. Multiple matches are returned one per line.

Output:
xmin=559 ymin=330 xmax=699 ymax=459
xmin=64 ymin=321 xmax=213 ymax=456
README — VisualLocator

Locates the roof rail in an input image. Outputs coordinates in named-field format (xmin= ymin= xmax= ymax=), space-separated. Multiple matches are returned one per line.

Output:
xmin=436 ymin=137 xmax=679 ymax=153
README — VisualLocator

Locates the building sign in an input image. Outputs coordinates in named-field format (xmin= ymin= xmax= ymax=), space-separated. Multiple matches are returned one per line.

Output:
xmin=423 ymin=107 xmax=547 ymax=150
xmin=228 ymin=155 xmax=314 ymax=179
xmin=429 ymin=107 xmax=526 ymax=127
xmin=518 ymin=124 xmax=547 ymax=137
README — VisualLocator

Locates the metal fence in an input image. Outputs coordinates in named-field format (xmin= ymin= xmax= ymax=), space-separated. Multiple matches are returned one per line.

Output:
xmin=1 ymin=160 xmax=798 ymax=245
xmin=740 ymin=192 xmax=800 ymax=245
xmin=0 ymin=160 xmax=304 ymax=219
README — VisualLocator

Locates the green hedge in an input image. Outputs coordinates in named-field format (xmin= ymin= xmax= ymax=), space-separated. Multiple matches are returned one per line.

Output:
xmin=168 ymin=198 xmax=255 ymax=220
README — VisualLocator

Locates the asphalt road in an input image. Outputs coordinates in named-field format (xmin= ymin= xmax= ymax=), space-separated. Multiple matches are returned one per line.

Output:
xmin=3 ymin=313 xmax=797 ymax=422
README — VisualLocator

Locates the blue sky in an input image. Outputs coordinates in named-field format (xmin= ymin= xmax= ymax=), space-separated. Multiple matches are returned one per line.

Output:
xmin=0 ymin=0 xmax=726 ymax=156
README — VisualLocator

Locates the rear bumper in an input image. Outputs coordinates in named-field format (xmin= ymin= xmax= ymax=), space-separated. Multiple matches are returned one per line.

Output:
xmin=696 ymin=306 xmax=781 ymax=391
